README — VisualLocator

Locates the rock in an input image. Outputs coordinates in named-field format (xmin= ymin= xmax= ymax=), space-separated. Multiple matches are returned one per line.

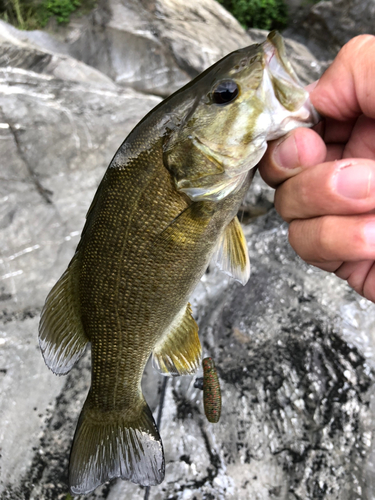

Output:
xmin=284 ymin=0 xmax=375 ymax=60
xmin=4 ymin=210 xmax=375 ymax=499
xmin=141 ymin=211 xmax=375 ymax=500
xmin=39 ymin=0 xmax=252 ymax=96
xmin=0 ymin=19 xmax=70 ymax=56
xmin=0 ymin=20 xmax=116 ymax=88
xmin=1 ymin=8 xmax=375 ymax=500
xmin=0 ymin=65 xmax=161 ymax=495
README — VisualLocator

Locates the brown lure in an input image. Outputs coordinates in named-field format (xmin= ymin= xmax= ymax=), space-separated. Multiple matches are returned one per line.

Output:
xmin=203 ymin=357 xmax=222 ymax=423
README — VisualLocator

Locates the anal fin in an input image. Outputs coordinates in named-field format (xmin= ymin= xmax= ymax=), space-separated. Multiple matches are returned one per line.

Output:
xmin=211 ymin=216 xmax=250 ymax=285
xmin=39 ymin=253 xmax=89 ymax=375
xmin=153 ymin=303 xmax=201 ymax=376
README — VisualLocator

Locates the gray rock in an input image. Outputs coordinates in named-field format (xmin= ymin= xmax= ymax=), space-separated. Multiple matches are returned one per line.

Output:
xmin=0 ymin=20 xmax=117 ymax=88
xmin=0 ymin=19 xmax=70 ymax=56
xmin=3 ymin=210 xmax=375 ymax=499
xmin=36 ymin=0 xmax=252 ymax=96
xmin=284 ymin=0 xmax=375 ymax=60
xmin=0 ymin=66 xmax=161 ymax=495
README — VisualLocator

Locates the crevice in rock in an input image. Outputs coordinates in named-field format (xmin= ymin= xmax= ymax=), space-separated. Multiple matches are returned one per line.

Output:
xmin=0 ymin=306 xmax=41 ymax=325
xmin=0 ymin=106 xmax=53 ymax=205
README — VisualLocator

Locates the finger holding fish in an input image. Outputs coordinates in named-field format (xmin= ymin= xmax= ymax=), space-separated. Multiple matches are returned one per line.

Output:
xmin=259 ymin=115 xmax=375 ymax=192
xmin=258 ymin=127 xmax=327 ymax=188
xmin=274 ymin=158 xmax=375 ymax=222
xmin=258 ymin=36 xmax=375 ymax=304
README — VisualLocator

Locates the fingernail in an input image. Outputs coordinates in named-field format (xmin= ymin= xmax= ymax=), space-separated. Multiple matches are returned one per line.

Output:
xmin=335 ymin=163 xmax=373 ymax=199
xmin=306 ymin=80 xmax=319 ymax=93
xmin=364 ymin=221 xmax=375 ymax=246
xmin=273 ymin=134 xmax=299 ymax=169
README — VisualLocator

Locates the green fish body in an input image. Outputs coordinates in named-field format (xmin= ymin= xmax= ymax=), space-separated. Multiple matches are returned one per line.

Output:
xmin=39 ymin=31 xmax=318 ymax=495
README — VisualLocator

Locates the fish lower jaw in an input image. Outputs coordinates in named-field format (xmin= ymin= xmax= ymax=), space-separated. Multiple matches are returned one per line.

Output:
xmin=265 ymin=98 xmax=320 ymax=142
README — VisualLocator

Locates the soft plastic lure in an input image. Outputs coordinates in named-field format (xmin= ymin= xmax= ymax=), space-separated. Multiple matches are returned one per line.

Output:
xmin=203 ymin=357 xmax=222 ymax=423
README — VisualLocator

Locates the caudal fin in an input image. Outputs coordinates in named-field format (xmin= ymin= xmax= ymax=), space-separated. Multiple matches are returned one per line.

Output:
xmin=69 ymin=396 xmax=165 ymax=495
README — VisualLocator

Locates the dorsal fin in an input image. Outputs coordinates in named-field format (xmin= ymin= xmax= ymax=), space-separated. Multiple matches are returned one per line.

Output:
xmin=152 ymin=303 xmax=201 ymax=376
xmin=211 ymin=216 xmax=250 ymax=285
xmin=39 ymin=253 xmax=89 ymax=375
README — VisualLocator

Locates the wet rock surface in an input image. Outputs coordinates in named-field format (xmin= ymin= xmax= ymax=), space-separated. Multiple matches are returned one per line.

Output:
xmin=1 ymin=3 xmax=375 ymax=499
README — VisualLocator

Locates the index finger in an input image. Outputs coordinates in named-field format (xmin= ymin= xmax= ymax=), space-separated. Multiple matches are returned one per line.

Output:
xmin=310 ymin=35 xmax=375 ymax=121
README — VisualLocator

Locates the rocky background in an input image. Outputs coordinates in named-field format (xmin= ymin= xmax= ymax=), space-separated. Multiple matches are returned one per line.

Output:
xmin=0 ymin=0 xmax=375 ymax=499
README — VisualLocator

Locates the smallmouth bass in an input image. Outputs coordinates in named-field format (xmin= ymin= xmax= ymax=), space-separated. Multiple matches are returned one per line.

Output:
xmin=38 ymin=31 xmax=319 ymax=495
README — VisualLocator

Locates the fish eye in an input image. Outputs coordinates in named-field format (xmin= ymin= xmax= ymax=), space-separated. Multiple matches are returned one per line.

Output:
xmin=211 ymin=80 xmax=239 ymax=105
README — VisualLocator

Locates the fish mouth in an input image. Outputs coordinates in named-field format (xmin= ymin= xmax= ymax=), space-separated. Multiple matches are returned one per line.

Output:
xmin=260 ymin=30 xmax=314 ymax=114
xmin=263 ymin=31 xmax=300 ymax=85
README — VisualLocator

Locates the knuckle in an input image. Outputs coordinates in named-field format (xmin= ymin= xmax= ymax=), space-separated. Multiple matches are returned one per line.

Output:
xmin=345 ymin=34 xmax=375 ymax=52
xmin=339 ymin=35 xmax=375 ymax=68
xmin=348 ymin=275 xmax=365 ymax=298
xmin=288 ymin=217 xmax=332 ymax=262
xmin=288 ymin=220 xmax=303 ymax=253
xmin=289 ymin=216 xmax=336 ymax=263
xmin=274 ymin=179 xmax=307 ymax=222
xmin=314 ymin=216 xmax=336 ymax=262
xmin=297 ymin=180 xmax=311 ymax=208
xmin=274 ymin=189 xmax=287 ymax=219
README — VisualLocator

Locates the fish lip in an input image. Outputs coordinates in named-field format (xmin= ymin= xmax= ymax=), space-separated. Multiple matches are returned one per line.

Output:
xmin=262 ymin=30 xmax=300 ymax=85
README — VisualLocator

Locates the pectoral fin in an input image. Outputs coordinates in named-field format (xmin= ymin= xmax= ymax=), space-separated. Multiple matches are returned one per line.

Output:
xmin=152 ymin=303 xmax=201 ymax=376
xmin=211 ymin=216 xmax=250 ymax=285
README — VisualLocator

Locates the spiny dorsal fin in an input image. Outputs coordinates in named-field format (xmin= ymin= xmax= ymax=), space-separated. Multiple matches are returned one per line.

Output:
xmin=211 ymin=216 xmax=250 ymax=285
xmin=69 ymin=395 xmax=164 ymax=494
xmin=39 ymin=253 xmax=89 ymax=375
xmin=152 ymin=303 xmax=201 ymax=376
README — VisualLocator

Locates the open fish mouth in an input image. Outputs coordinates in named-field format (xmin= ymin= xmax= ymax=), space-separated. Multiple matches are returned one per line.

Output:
xmin=264 ymin=31 xmax=301 ymax=87
xmin=261 ymin=31 xmax=319 ymax=121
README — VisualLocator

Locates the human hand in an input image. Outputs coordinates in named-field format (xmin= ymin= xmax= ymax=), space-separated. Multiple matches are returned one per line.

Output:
xmin=258 ymin=35 xmax=375 ymax=302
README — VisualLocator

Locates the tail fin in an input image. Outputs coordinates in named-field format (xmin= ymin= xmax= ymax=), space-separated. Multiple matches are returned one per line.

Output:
xmin=69 ymin=396 xmax=165 ymax=495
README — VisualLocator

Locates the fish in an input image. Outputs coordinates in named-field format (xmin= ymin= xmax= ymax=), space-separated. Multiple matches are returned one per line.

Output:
xmin=38 ymin=31 xmax=319 ymax=495
xmin=203 ymin=357 xmax=222 ymax=423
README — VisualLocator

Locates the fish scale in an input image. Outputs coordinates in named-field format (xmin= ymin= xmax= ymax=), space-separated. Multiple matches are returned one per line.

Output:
xmin=38 ymin=31 xmax=319 ymax=495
